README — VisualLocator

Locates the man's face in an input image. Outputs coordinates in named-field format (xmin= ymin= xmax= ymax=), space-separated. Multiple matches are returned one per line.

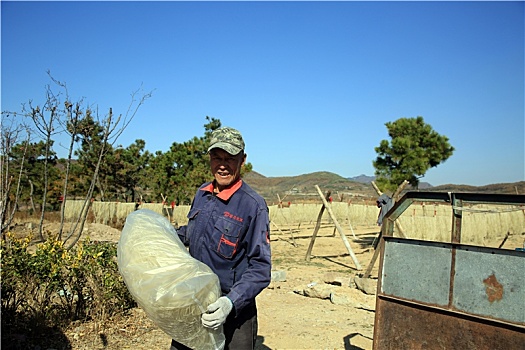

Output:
xmin=209 ymin=148 xmax=246 ymax=191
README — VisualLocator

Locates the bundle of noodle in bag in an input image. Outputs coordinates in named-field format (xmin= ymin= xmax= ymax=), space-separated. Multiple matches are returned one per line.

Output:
xmin=117 ymin=209 xmax=225 ymax=350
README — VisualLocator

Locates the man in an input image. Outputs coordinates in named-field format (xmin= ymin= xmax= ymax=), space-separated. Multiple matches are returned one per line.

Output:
xmin=172 ymin=127 xmax=272 ymax=350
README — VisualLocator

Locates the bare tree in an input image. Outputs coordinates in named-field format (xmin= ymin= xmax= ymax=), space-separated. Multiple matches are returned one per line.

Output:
xmin=23 ymin=82 xmax=62 ymax=241
xmin=56 ymin=100 xmax=84 ymax=240
xmin=63 ymin=87 xmax=152 ymax=249
xmin=45 ymin=74 xmax=87 ymax=240
xmin=0 ymin=117 xmax=31 ymax=235
xmin=2 ymin=72 xmax=152 ymax=248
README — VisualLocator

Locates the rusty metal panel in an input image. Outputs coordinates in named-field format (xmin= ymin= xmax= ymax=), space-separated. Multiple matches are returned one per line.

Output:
xmin=375 ymin=237 xmax=525 ymax=349
xmin=373 ymin=297 xmax=525 ymax=350
xmin=453 ymin=247 xmax=525 ymax=324
xmin=374 ymin=192 xmax=525 ymax=349
xmin=381 ymin=239 xmax=451 ymax=306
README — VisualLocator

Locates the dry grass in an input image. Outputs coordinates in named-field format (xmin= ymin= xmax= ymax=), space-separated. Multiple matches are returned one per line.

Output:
xmin=398 ymin=203 xmax=525 ymax=246
xmin=61 ymin=200 xmax=525 ymax=248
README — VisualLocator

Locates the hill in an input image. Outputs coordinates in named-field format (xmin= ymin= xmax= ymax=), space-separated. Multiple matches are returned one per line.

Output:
xmin=347 ymin=174 xmax=433 ymax=189
xmin=244 ymin=171 xmax=525 ymax=204
xmin=427 ymin=182 xmax=525 ymax=195
xmin=243 ymin=171 xmax=376 ymax=204
xmin=347 ymin=174 xmax=376 ymax=183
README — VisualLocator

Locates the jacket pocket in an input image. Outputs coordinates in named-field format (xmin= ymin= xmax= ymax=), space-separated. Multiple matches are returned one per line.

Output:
xmin=185 ymin=208 xmax=200 ymax=237
xmin=213 ymin=216 xmax=242 ymax=259
xmin=187 ymin=208 xmax=200 ymax=220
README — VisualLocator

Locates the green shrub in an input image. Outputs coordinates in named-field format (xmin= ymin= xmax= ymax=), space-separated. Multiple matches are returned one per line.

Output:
xmin=1 ymin=232 xmax=136 ymax=339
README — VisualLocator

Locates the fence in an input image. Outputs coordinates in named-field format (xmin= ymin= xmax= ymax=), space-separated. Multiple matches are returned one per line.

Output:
xmin=64 ymin=200 xmax=525 ymax=246
xmin=63 ymin=201 xmax=189 ymax=227
xmin=396 ymin=202 xmax=525 ymax=245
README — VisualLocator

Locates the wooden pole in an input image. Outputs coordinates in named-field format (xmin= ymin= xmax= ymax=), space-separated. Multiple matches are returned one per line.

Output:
xmin=160 ymin=193 xmax=171 ymax=222
xmin=363 ymin=232 xmax=382 ymax=278
xmin=391 ymin=180 xmax=408 ymax=238
xmin=371 ymin=181 xmax=382 ymax=196
xmin=305 ymin=191 xmax=331 ymax=261
xmin=272 ymin=221 xmax=297 ymax=247
xmin=392 ymin=180 xmax=409 ymax=201
xmin=498 ymin=231 xmax=510 ymax=249
xmin=314 ymin=185 xmax=362 ymax=270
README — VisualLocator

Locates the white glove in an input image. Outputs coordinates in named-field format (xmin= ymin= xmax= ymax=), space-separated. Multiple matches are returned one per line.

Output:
xmin=201 ymin=296 xmax=233 ymax=330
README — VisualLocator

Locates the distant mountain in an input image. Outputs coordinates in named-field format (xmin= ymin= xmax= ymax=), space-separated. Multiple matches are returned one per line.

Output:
xmin=428 ymin=182 xmax=525 ymax=194
xmin=244 ymin=171 xmax=376 ymax=204
xmin=347 ymin=174 xmax=375 ymax=183
xmin=245 ymin=171 xmax=525 ymax=205
xmin=347 ymin=174 xmax=433 ymax=189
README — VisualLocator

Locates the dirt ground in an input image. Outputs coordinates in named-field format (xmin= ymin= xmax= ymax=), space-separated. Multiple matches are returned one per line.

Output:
xmin=9 ymin=220 xmax=525 ymax=350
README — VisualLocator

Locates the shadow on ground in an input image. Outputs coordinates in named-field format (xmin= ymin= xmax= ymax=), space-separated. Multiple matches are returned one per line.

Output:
xmin=344 ymin=332 xmax=373 ymax=350
xmin=255 ymin=335 xmax=272 ymax=349
xmin=1 ymin=313 xmax=72 ymax=350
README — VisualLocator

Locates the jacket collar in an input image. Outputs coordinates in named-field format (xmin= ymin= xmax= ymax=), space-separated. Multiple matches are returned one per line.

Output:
xmin=201 ymin=179 xmax=243 ymax=201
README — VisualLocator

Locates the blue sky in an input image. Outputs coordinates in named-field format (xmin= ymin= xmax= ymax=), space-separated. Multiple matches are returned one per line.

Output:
xmin=2 ymin=1 xmax=524 ymax=186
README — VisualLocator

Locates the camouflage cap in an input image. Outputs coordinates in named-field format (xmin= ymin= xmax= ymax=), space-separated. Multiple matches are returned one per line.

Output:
xmin=207 ymin=127 xmax=245 ymax=155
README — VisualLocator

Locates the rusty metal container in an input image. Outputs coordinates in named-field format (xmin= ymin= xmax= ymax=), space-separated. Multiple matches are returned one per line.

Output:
xmin=372 ymin=192 xmax=525 ymax=350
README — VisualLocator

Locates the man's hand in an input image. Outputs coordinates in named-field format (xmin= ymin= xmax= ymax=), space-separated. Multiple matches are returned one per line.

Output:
xmin=201 ymin=296 xmax=233 ymax=330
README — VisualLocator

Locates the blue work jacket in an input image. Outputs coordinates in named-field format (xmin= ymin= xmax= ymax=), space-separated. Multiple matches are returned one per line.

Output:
xmin=177 ymin=179 xmax=271 ymax=315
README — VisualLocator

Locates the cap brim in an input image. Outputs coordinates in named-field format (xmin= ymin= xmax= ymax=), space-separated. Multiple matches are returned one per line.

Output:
xmin=207 ymin=142 xmax=243 ymax=155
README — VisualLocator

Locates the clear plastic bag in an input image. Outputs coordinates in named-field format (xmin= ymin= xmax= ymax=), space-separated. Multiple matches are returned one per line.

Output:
xmin=117 ymin=209 xmax=225 ymax=350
